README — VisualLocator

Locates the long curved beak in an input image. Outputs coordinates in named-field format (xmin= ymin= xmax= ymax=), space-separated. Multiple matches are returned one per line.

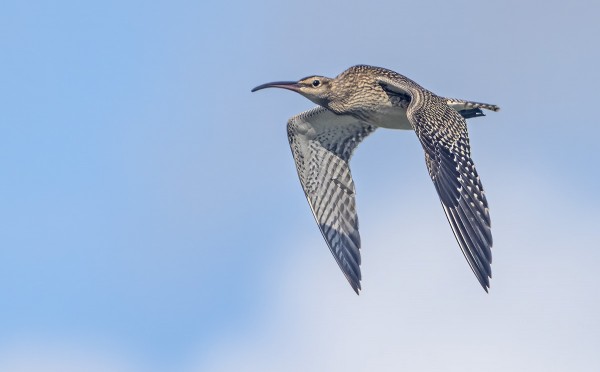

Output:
xmin=251 ymin=81 xmax=300 ymax=93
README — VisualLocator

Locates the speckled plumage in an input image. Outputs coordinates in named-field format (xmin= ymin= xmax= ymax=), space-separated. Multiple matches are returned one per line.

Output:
xmin=252 ymin=65 xmax=499 ymax=293
xmin=287 ymin=107 xmax=375 ymax=293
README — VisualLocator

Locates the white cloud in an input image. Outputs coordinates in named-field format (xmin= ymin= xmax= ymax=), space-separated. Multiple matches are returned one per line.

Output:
xmin=1 ymin=174 xmax=597 ymax=372
xmin=195 ymin=173 xmax=600 ymax=372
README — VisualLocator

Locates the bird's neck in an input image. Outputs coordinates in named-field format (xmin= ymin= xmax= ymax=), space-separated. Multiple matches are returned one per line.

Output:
xmin=322 ymin=85 xmax=352 ymax=114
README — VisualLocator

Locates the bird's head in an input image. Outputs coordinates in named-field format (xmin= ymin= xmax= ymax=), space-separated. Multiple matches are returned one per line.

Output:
xmin=251 ymin=75 xmax=334 ymax=107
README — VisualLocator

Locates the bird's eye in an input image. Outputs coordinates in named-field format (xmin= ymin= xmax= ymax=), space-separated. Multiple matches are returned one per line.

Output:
xmin=312 ymin=79 xmax=321 ymax=87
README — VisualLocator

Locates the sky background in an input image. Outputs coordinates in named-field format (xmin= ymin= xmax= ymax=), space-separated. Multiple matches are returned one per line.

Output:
xmin=1 ymin=0 xmax=599 ymax=371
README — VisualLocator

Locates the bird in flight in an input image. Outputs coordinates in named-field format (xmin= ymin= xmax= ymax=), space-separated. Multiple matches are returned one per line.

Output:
xmin=252 ymin=65 xmax=499 ymax=294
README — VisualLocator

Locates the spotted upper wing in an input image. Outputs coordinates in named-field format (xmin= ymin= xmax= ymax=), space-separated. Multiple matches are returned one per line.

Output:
xmin=287 ymin=107 xmax=376 ymax=294
xmin=407 ymin=94 xmax=493 ymax=291
xmin=378 ymin=74 xmax=494 ymax=290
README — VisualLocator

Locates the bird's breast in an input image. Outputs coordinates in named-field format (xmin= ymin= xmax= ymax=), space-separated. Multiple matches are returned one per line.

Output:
xmin=356 ymin=106 xmax=413 ymax=130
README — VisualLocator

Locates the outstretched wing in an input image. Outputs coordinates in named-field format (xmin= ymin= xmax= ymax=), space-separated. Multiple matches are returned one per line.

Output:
xmin=378 ymin=76 xmax=494 ymax=291
xmin=379 ymin=74 xmax=499 ymax=292
xmin=408 ymin=95 xmax=493 ymax=291
xmin=287 ymin=107 xmax=376 ymax=294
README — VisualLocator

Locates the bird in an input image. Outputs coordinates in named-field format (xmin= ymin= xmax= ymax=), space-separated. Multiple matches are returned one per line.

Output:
xmin=252 ymin=65 xmax=499 ymax=294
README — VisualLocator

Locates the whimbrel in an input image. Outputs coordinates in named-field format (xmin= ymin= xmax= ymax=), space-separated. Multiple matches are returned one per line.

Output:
xmin=252 ymin=65 xmax=499 ymax=294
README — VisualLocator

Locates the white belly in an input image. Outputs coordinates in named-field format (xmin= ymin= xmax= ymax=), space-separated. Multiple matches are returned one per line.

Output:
xmin=366 ymin=107 xmax=413 ymax=130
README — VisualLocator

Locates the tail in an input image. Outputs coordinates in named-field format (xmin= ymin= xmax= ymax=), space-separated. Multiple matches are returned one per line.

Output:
xmin=447 ymin=98 xmax=500 ymax=119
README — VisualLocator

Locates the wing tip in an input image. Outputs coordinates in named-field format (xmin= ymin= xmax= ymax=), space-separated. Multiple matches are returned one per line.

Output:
xmin=442 ymin=203 xmax=494 ymax=293
xmin=479 ymin=277 xmax=491 ymax=293
xmin=472 ymin=263 xmax=492 ymax=294
xmin=351 ymin=281 xmax=362 ymax=295
xmin=475 ymin=264 xmax=492 ymax=293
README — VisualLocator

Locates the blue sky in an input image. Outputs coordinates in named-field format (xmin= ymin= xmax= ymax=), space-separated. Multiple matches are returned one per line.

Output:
xmin=1 ymin=0 xmax=599 ymax=371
